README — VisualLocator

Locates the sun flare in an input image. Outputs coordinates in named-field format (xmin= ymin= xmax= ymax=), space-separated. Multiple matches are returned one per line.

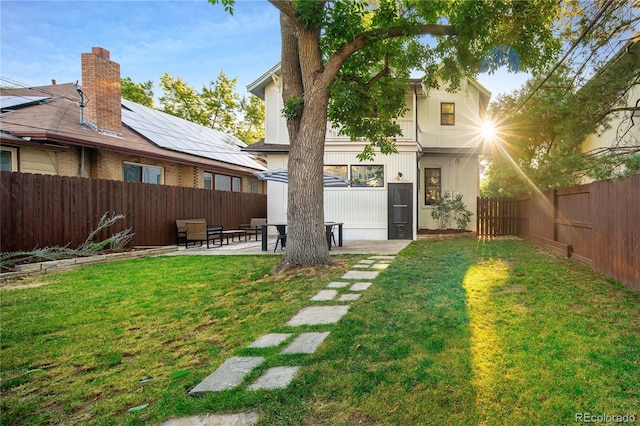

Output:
xmin=481 ymin=119 xmax=497 ymax=141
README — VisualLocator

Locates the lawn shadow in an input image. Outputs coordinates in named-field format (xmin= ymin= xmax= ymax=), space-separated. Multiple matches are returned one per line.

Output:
xmin=287 ymin=239 xmax=481 ymax=424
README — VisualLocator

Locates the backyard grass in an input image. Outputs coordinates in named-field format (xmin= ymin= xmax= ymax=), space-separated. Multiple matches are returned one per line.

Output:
xmin=1 ymin=239 xmax=638 ymax=425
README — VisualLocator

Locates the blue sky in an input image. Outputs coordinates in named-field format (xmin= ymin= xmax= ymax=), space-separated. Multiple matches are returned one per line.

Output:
xmin=1 ymin=0 xmax=529 ymax=100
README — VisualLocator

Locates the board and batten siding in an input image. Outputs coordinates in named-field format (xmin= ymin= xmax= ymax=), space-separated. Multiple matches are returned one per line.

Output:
xmin=324 ymin=144 xmax=418 ymax=240
xmin=263 ymin=145 xmax=418 ymax=240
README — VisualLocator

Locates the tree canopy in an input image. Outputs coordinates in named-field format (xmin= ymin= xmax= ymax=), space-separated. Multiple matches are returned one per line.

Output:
xmin=211 ymin=0 xmax=598 ymax=269
xmin=121 ymin=77 xmax=154 ymax=108
xmin=158 ymin=71 xmax=265 ymax=144
xmin=481 ymin=1 xmax=639 ymax=196
xmin=121 ymin=71 xmax=265 ymax=144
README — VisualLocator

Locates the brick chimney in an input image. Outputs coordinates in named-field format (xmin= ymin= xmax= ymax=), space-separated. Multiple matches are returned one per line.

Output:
xmin=81 ymin=47 xmax=122 ymax=136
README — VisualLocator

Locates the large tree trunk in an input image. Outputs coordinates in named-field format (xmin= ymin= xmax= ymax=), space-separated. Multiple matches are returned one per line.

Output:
xmin=277 ymin=9 xmax=332 ymax=269
xmin=281 ymin=86 xmax=331 ymax=268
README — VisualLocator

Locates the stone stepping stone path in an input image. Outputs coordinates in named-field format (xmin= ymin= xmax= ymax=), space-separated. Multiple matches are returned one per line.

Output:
xmin=338 ymin=293 xmax=361 ymax=301
xmin=286 ymin=306 xmax=350 ymax=326
xmin=342 ymin=270 xmax=379 ymax=280
xmin=248 ymin=366 xmax=300 ymax=390
xmin=350 ymin=282 xmax=372 ymax=291
xmin=371 ymin=263 xmax=389 ymax=269
xmin=180 ymin=255 xmax=395 ymax=424
xmin=247 ymin=333 xmax=292 ymax=349
xmin=160 ymin=411 xmax=261 ymax=426
xmin=310 ymin=289 xmax=338 ymax=301
xmin=188 ymin=357 xmax=264 ymax=396
xmin=280 ymin=332 xmax=330 ymax=354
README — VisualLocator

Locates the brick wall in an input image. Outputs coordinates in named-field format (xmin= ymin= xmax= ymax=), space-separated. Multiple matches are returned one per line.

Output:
xmin=95 ymin=151 xmax=184 ymax=185
xmin=56 ymin=146 xmax=82 ymax=177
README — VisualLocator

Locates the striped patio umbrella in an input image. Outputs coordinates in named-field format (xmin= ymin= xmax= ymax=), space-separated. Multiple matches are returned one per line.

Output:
xmin=254 ymin=169 xmax=349 ymax=187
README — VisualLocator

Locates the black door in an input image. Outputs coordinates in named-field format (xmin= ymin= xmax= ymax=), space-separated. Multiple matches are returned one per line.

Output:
xmin=388 ymin=183 xmax=413 ymax=239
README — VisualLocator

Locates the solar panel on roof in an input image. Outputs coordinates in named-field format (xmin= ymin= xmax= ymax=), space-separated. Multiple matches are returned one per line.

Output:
xmin=121 ymin=99 xmax=264 ymax=171
xmin=0 ymin=96 xmax=51 ymax=110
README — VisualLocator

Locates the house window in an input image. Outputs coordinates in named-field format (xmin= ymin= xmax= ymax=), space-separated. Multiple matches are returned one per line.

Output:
xmin=1 ymin=147 xmax=17 ymax=172
xmin=214 ymin=174 xmax=241 ymax=192
xmin=351 ymin=165 xmax=384 ymax=187
xmin=204 ymin=172 xmax=213 ymax=189
xmin=123 ymin=163 xmax=163 ymax=184
xmin=441 ymin=102 xmax=455 ymax=126
xmin=215 ymin=174 xmax=231 ymax=191
xmin=324 ymin=165 xmax=348 ymax=181
xmin=425 ymin=168 xmax=441 ymax=205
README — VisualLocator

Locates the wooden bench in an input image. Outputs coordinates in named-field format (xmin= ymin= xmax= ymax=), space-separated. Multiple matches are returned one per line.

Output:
xmin=239 ymin=218 xmax=267 ymax=241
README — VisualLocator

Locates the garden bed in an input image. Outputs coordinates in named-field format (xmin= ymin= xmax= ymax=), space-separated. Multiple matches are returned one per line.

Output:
xmin=417 ymin=229 xmax=475 ymax=240
xmin=0 ymin=246 xmax=177 ymax=284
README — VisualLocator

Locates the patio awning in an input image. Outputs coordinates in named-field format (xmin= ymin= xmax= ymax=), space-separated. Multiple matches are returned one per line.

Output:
xmin=254 ymin=169 xmax=349 ymax=187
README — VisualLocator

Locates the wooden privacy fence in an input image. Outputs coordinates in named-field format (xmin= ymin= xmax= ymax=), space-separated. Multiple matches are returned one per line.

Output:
xmin=517 ymin=174 xmax=639 ymax=291
xmin=477 ymin=197 xmax=518 ymax=237
xmin=0 ymin=171 xmax=267 ymax=252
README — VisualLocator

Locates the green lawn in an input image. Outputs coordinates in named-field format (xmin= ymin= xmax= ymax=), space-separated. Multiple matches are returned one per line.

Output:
xmin=1 ymin=239 xmax=638 ymax=425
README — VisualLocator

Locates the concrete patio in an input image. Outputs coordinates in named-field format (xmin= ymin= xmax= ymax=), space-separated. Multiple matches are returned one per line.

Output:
xmin=166 ymin=238 xmax=411 ymax=256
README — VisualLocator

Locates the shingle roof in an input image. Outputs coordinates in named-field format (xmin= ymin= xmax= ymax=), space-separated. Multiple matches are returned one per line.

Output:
xmin=0 ymin=83 xmax=265 ymax=173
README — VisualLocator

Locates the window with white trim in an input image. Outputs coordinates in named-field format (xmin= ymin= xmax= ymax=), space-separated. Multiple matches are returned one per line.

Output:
xmin=1 ymin=147 xmax=18 ymax=172
xmin=441 ymin=102 xmax=455 ymax=126
xmin=323 ymin=165 xmax=348 ymax=181
xmin=204 ymin=172 xmax=213 ymax=189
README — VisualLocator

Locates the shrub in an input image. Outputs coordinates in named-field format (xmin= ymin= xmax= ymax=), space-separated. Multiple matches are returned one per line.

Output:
xmin=431 ymin=191 xmax=473 ymax=230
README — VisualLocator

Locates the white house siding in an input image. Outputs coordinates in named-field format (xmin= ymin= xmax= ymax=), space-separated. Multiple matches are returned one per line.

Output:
xmin=264 ymin=81 xmax=289 ymax=145
xmin=264 ymin=154 xmax=289 ymax=232
xmin=263 ymin=142 xmax=419 ymax=241
xmin=417 ymin=86 xmax=485 ymax=149
xmin=419 ymin=153 xmax=479 ymax=232
xmin=324 ymin=143 xmax=418 ymax=240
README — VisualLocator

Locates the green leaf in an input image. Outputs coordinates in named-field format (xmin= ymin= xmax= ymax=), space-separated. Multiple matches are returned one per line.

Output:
xmin=127 ymin=403 xmax=149 ymax=413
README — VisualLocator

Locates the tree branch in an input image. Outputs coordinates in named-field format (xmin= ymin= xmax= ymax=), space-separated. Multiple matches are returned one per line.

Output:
xmin=268 ymin=0 xmax=299 ymax=24
xmin=322 ymin=23 xmax=455 ymax=89
xmin=608 ymin=106 xmax=640 ymax=113
xmin=366 ymin=53 xmax=390 ymax=89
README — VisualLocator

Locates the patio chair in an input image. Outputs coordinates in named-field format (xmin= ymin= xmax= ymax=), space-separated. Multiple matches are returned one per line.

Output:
xmin=176 ymin=218 xmax=206 ymax=246
xmin=326 ymin=223 xmax=337 ymax=247
xmin=274 ymin=224 xmax=287 ymax=252
xmin=239 ymin=217 xmax=267 ymax=241
xmin=185 ymin=221 xmax=208 ymax=248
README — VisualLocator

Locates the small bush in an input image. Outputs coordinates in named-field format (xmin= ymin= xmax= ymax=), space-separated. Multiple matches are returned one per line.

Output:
xmin=431 ymin=191 xmax=473 ymax=230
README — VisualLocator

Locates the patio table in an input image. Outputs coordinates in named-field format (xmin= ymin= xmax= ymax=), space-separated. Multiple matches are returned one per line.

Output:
xmin=261 ymin=223 xmax=343 ymax=251
xmin=221 ymin=229 xmax=248 ymax=244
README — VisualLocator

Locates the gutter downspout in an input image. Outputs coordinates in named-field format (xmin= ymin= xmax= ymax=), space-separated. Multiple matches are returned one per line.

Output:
xmin=81 ymin=147 xmax=86 ymax=177
xmin=414 ymin=83 xmax=420 ymax=238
